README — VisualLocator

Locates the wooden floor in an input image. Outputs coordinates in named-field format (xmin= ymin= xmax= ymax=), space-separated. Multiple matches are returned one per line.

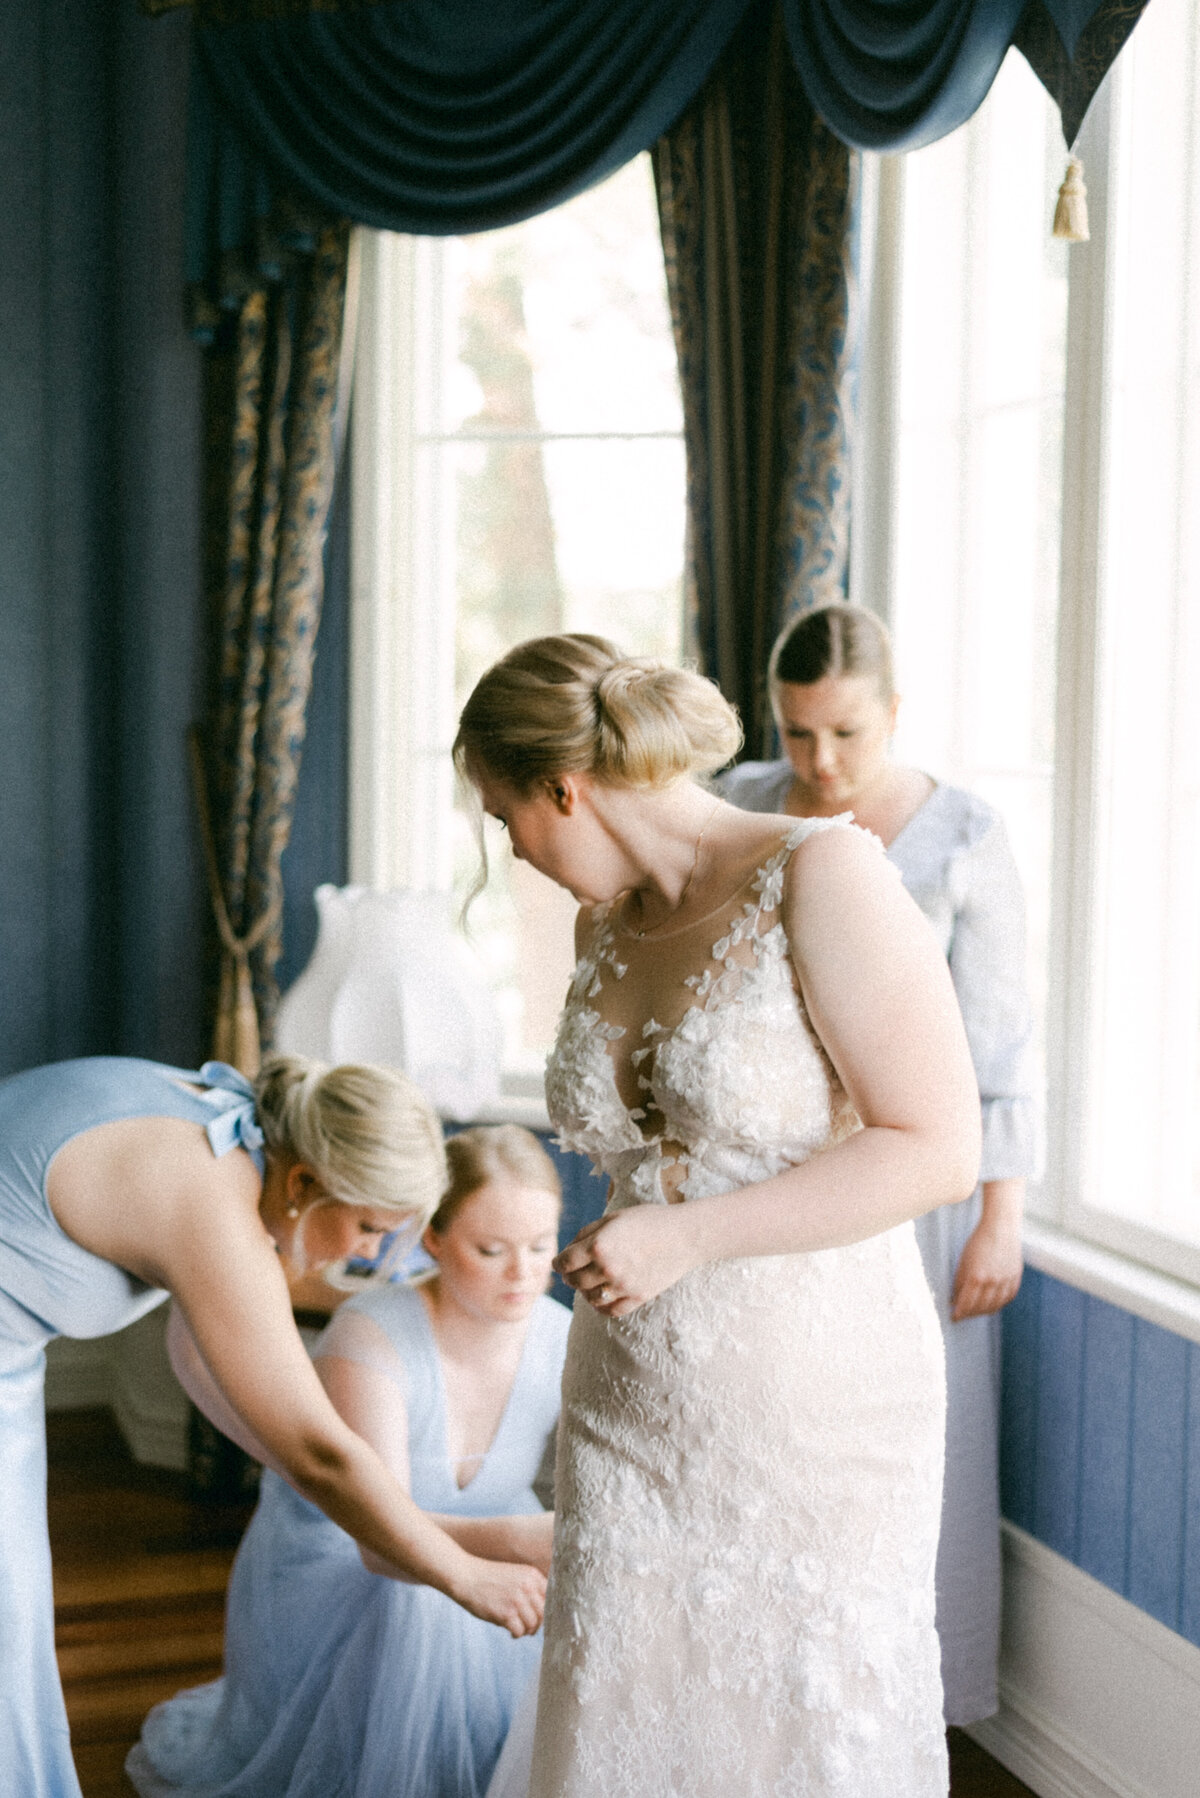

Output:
xmin=49 ymin=1408 xmax=252 ymax=1798
xmin=47 ymin=1407 xmax=1036 ymax=1798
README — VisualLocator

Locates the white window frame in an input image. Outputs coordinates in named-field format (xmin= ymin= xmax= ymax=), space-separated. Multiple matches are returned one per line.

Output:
xmin=348 ymin=229 xmax=457 ymax=897
xmin=1047 ymin=59 xmax=1200 ymax=1292
xmin=346 ymin=194 xmax=686 ymax=1095
xmin=856 ymin=42 xmax=1200 ymax=1308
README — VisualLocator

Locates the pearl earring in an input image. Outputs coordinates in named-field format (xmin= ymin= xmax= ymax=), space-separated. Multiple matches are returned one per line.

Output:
xmin=286 ymin=1205 xmax=300 ymax=1220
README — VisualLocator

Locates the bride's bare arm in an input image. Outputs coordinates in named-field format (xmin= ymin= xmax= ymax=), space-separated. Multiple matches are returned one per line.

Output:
xmin=557 ymin=826 xmax=980 ymax=1311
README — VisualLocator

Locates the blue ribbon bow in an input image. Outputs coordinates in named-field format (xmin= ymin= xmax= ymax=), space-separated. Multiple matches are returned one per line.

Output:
xmin=198 ymin=1061 xmax=266 ymax=1170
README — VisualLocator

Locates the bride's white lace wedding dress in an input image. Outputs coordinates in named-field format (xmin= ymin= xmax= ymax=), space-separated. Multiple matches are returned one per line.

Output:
xmin=530 ymin=819 xmax=948 ymax=1798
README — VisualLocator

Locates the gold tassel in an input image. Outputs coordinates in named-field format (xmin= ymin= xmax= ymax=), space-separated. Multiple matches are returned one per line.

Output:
xmin=1053 ymin=157 xmax=1090 ymax=242
xmin=212 ymin=951 xmax=263 ymax=1079
xmin=188 ymin=727 xmax=278 ymax=1078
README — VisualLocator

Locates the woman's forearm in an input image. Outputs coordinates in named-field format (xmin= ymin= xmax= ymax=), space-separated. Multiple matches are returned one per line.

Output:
xmin=562 ymin=1118 xmax=981 ymax=1315
xmin=289 ymin=1428 xmax=479 ymax=1598
xmin=361 ymin=1513 xmax=552 ymax=1579
xmin=171 ymin=1305 xmax=478 ymax=1597
xmin=687 ymin=1120 xmax=979 ymax=1267
xmin=979 ymin=1176 xmax=1025 ymax=1230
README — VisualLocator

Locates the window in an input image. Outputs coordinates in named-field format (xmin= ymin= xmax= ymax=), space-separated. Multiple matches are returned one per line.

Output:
xmin=349 ymin=156 xmax=684 ymax=1086
xmin=868 ymin=7 xmax=1200 ymax=1283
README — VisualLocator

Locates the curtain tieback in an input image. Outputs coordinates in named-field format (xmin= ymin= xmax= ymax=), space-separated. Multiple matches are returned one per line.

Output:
xmin=187 ymin=727 xmax=281 ymax=1077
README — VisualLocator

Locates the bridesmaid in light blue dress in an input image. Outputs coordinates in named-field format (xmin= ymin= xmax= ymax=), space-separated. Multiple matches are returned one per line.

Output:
xmin=718 ymin=604 xmax=1039 ymax=1726
xmin=0 ymin=1056 xmax=545 ymax=1798
xmin=128 ymin=1125 xmax=571 ymax=1798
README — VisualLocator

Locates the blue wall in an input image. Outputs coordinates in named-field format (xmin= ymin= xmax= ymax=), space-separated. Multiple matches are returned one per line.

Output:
xmin=1001 ymin=1266 xmax=1200 ymax=1649
xmin=0 ymin=1 xmax=206 ymax=1070
xmin=0 ymin=0 xmax=350 ymax=1073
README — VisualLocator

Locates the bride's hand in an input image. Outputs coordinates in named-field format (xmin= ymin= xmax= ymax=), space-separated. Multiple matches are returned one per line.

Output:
xmin=554 ymin=1206 xmax=700 ymax=1316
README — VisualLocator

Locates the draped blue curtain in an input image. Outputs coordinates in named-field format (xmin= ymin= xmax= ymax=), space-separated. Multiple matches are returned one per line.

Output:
xmin=173 ymin=0 xmax=1152 ymax=298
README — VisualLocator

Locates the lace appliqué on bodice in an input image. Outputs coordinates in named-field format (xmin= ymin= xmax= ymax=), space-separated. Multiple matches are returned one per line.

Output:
xmin=545 ymin=818 xmax=861 ymax=1208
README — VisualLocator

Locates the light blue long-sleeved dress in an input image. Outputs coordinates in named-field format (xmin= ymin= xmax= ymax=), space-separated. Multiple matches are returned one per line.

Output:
xmin=717 ymin=764 xmax=1040 ymax=1724
xmin=127 ymin=1281 xmax=571 ymax=1798
xmin=0 ymin=1057 xmax=265 ymax=1798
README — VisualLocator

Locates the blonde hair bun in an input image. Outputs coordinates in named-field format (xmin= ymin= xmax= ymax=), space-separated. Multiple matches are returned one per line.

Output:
xmin=454 ymin=634 xmax=742 ymax=792
xmin=253 ymin=1055 xmax=447 ymax=1229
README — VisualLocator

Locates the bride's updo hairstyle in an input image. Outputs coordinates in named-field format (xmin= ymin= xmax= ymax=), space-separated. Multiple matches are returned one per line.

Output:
xmin=453 ymin=634 xmax=742 ymax=794
xmin=253 ymin=1055 xmax=447 ymax=1228
xmin=768 ymin=603 xmax=895 ymax=702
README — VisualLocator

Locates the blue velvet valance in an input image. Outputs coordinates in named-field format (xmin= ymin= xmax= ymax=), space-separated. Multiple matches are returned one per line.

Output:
xmin=185 ymin=0 xmax=1150 ymax=299
xmin=193 ymin=0 xmax=750 ymax=246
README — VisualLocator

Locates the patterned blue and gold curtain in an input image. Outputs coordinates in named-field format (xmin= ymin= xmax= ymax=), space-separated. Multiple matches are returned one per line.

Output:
xmin=654 ymin=1 xmax=856 ymax=758
xmin=193 ymin=220 xmax=350 ymax=1072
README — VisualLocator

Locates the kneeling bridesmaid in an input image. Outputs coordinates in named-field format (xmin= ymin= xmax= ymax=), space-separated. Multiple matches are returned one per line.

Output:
xmin=127 ymin=1126 xmax=570 ymax=1798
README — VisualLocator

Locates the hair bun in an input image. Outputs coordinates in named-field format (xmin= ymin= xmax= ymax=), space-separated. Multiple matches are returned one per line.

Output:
xmin=454 ymin=632 xmax=742 ymax=795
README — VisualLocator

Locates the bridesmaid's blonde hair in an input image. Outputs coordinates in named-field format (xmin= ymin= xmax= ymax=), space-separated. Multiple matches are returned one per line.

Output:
xmin=428 ymin=1125 xmax=561 ymax=1236
xmin=768 ymin=604 xmax=895 ymax=701
xmin=254 ymin=1056 xmax=447 ymax=1228
xmin=453 ymin=634 xmax=742 ymax=793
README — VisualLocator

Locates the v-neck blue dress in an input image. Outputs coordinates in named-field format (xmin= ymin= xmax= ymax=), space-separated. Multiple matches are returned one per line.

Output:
xmin=0 ymin=1056 xmax=265 ymax=1798
xmin=127 ymin=1282 xmax=571 ymax=1798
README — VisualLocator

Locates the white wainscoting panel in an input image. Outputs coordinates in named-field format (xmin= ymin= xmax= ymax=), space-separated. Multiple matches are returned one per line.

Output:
xmin=44 ymin=1303 xmax=189 ymax=1471
xmin=971 ymin=1523 xmax=1200 ymax=1798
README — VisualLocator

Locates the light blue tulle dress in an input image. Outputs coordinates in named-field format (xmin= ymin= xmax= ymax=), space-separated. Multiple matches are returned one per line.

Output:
xmin=0 ymin=1056 xmax=265 ymax=1798
xmin=127 ymin=1281 xmax=571 ymax=1798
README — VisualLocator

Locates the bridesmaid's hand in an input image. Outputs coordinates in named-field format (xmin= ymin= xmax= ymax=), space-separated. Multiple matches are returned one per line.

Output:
xmin=499 ymin=1511 xmax=555 ymax=1576
xmin=555 ymin=1206 xmax=701 ymax=1316
xmin=949 ymin=1214 xmax=1023 ymax=1320
xmin=450 ymin=1555 xmax=547 ymax=1638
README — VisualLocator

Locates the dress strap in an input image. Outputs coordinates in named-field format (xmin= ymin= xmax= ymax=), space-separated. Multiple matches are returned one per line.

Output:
xmin=196 ymin=1061 xmax=266 ymax=1172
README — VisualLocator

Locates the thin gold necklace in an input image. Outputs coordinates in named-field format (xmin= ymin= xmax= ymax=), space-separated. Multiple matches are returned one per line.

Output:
xmin=621 ymin=799 xmax=721 ymax=940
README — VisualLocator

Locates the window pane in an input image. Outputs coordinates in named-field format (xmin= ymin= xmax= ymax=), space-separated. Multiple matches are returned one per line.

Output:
xmin=1085 ymin=0 xmax=1200 ymax=1245
xmin=406 ymin=155 xmax=685 ymax=1073
xmin=889 ymin=49 xmax=1068 ymax=1079
xmin=417 ymin=159 xmax=683 ymax=440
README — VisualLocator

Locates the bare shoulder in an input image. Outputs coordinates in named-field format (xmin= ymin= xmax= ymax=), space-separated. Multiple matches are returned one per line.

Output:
xmin=781 ymin=820 xmax=921 ymax=967
xmin=48 ymin=1115 xmax=262 ymax=1284
xmin=704 ymin=802 xmax=818 ymax=888
xmin=785 ymin=816 xmax=893 ymax=896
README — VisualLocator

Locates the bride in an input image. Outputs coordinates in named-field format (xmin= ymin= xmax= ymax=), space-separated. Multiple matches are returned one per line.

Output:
xmin=455 ymin=635 xmax=981 ymax=1798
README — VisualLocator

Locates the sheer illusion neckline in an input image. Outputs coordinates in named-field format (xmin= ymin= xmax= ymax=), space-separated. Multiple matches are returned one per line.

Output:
xmin=614 ymin=873 xmax=764 ymax=944
xmin=577 ymin=823 xmax=810 ymax=1133
xmin=609 ymin=821 xmax=808 ymax=948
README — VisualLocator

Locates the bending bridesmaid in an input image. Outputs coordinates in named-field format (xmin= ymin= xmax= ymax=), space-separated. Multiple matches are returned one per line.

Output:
xmin=128 ymin=1124 xmax=570 ymax=1798
xmin=0 ymin=1055 xmax=546 ymax=1798
xmin=718 ymin=602 xmax=1039 ymax=1725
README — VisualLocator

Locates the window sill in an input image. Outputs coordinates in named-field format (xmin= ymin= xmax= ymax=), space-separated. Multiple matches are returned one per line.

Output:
xmin=1022 ymin=1218 xmax=1200 ymax=1348
xmin=454 ymin=1091 xmax=552 ymax=1132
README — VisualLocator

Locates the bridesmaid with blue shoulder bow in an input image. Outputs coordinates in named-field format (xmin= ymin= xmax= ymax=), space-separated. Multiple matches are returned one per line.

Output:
xmin=0 ymin=1054 xmax=547 ymax=1798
